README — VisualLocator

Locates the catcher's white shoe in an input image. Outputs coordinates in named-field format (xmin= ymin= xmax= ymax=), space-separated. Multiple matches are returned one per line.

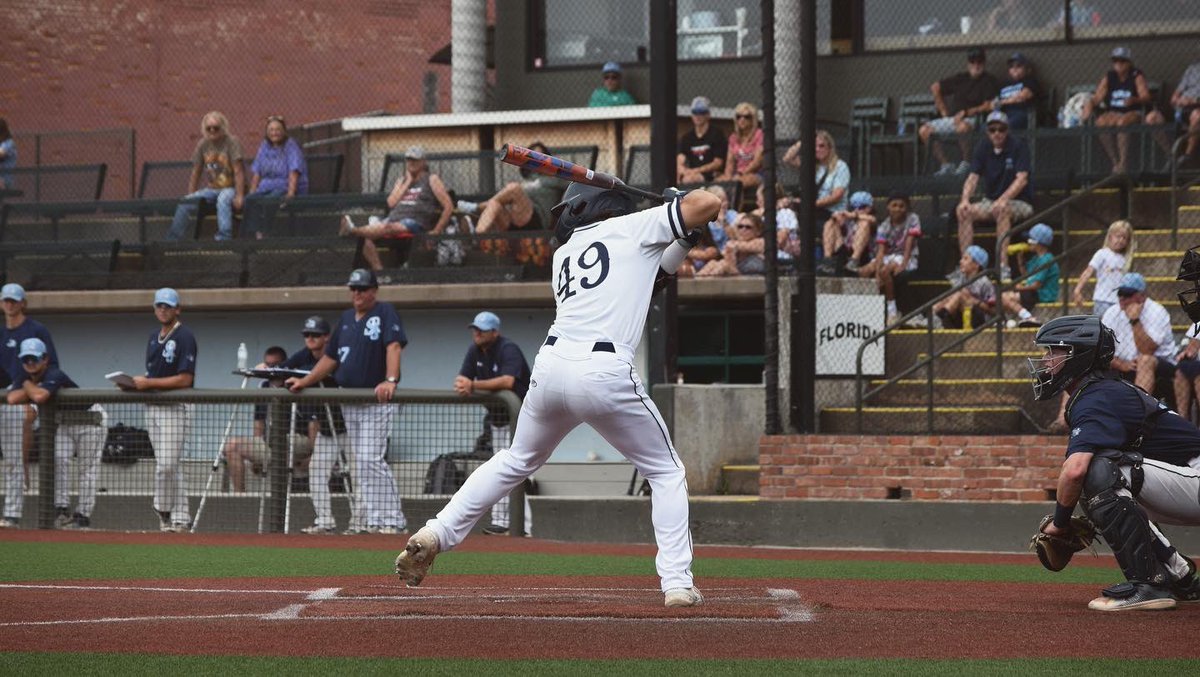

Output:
xmin=664 ymin=587 xmax=704 ymax=608
xmin=1087 ymin=582 xmax=1176 ymax=611
xmin=394 ymin=527 xmax=440 ymax=587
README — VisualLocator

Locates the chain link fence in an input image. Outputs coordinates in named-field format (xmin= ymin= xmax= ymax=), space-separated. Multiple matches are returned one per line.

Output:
xmin=0 ymin=388 xmax=524 ymax=535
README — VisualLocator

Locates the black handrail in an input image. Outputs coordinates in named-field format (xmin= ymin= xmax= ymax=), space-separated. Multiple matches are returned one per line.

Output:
xmin=853 ymin=173 xmax=1130 ymax=434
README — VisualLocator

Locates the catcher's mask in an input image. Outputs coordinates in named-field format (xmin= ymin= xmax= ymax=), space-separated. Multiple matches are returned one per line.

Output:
xmin=1177 ymin=245 xmax=1200 ymax=329
xmin=1028 ymin=315 xmax=1115 ymax=401
xmin=551 ymin=182 xmax=638 ymax=245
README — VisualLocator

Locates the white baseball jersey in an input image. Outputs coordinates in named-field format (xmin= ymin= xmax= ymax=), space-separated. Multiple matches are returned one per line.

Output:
xmin=547 ymin=197 xmax=685 ymax=351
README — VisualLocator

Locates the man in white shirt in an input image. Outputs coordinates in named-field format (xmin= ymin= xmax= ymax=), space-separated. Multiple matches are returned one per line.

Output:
xmin=1101 ymin=272 xmax=1176 ymax=396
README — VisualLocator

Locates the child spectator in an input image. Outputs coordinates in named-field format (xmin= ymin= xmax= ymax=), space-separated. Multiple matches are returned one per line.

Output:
xmin=857 ymin=191 xmax=921 ymax=325
xmin=1001 ymin=223 xmax=1059 ymax=328
xmin=933 ymin=245 xmax=995 ymax=329
xmin=1071 ymin=219 xmax=1134 ymax=317
xmin=822 ymin=191 xmax=876 ymax=273
xmin=719 ymin=102 xmax=763 ymax=192
xmin=245 ymin=115 xmax=308 ymax=238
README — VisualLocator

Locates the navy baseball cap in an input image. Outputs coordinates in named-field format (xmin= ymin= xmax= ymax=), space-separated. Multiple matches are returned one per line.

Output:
xmin=469 ymin=311 xmax=501 ymax=332
xmin=1117 ymin=272 xmax=1147 ymax=296
xmin=690 ymin=96 xmax=711 ymax=115
xmin=347 ymin=268 xmax=378 ymax=288
xmin=18 ymin=337 xmax=46 ymax=360
xmin=967 ymin=47 xmax=986 ymax=63
xmin=1 ymin=283 xmax=25 ymax=302
xmin=153 ymin=287 xmax=179 ymax=308
xmin=302 ymin=315 xmax=331 ymax=335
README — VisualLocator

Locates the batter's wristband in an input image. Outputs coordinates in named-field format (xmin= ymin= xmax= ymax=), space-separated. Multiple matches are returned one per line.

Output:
xmin=1052 ymin=502 xmax=1074 ymax=529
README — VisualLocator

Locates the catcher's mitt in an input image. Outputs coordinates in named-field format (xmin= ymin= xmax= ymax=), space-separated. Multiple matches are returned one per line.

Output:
xmin=1029 ymin=513 xmax=1096 ymax=571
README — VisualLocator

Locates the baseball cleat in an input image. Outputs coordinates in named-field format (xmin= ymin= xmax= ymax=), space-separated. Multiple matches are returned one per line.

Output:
xmin=1171 ymin=556 xmax=1200 ymax=602
xmin=394 ymin=527 xmax=440 ymax=587
xmin=664 ymin=587 xmax=704 ymax=608
xmin=1087 ymin=582 xmax=1177 ymax=611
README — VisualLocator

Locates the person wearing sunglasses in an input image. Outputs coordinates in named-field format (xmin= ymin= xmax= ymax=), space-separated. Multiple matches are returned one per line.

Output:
xmin=718 ymin=102 xmax=763 ymax=193
xmin=588 ymin=61 xmax=637 ymax=107
xmin=167 ymin=111 xmax=245 ymax=241
xmin=922 ymin=47 xmax=1001 ymax=177
xmin=245 ymin=115 xmax=308 ymax=238
xmin=7 ymin=337 xmax=106 ymax=531
xmin=955 ymin=110 xmax=1033 ymax=280
xmin=697 ymin=212 xmax=765 ymax=277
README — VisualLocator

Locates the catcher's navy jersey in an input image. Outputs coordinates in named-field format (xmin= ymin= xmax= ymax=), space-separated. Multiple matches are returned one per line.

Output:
xmin=145 ymin=324 xmax=197 ymax=380
xmin=324 ymin=303 xmax=407 ymax=388
xmin=0 ymin=319 xmax=58 ymax=388
xmin=1066 ymin=378 xmax=1200 ymax=466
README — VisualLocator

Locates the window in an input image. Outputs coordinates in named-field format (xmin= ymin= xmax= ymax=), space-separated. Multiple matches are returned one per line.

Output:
xmin=1069 ymin=0 xmax=1200 ymax=39
xmin=863 ymin=0 xmax=1061 ymax=51
xmin=677 ymin=310 xmax=765 ymax=385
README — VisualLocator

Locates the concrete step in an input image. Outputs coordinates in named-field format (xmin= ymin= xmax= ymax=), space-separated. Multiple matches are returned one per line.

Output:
xmin=820 ymin=405 xmax=1026 ymax=434
xmin=719 ymin=464 xmax=760 ymax=496
xmin=1180 ymin=206 xmax=1200 ymax=228
xmin=915 ymin=351 xmax=1039 ymax=379
xmin=868 ymin=378 xmax=1032 ymax=406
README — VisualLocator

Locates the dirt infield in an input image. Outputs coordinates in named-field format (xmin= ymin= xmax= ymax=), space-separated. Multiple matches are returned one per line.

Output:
xmin=2 ymin=532 xmax=1197 ymax=659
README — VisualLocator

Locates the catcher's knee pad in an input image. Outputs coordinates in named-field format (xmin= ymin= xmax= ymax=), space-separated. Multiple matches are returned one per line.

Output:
xmin=1082 ymin=456 xmax=1170 ymax=586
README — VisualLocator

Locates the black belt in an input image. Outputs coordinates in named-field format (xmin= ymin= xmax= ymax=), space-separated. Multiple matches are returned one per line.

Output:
xmin=543 ymin=336 xmax=615 ymax=353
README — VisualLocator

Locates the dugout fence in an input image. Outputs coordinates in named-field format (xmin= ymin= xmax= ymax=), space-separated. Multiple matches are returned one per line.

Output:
xmin=2 ymin=388 xmax=522 ymax=536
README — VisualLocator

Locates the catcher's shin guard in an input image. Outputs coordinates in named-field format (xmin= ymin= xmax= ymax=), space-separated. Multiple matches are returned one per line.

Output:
xmin=1081 ymin=456 xmax=1172 ymax=586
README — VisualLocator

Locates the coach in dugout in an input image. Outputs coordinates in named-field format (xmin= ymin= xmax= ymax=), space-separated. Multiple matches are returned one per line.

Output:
xmin=453 ymin=311 xmax=532 ymax=536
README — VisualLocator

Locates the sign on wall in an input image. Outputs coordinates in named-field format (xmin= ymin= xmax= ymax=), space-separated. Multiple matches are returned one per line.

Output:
xmin=816 ymin=293 xmax=885 ymax=376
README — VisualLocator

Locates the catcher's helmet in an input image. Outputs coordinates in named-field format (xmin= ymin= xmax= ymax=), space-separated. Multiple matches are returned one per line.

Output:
xmin=1177 ymin=246 xmax=1200 ymax=328
xmin=1028 ymin=315 xmax=1115 ymax=401
xmin=550 ymin=182 xmax=639 ymax=245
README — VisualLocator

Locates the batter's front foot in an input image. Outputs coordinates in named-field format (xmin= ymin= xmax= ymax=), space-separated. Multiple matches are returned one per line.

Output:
xmin=664 ymin=587 xmax=704 ymax=608
xmin=394 ymin=527 xmax=441 ymax=587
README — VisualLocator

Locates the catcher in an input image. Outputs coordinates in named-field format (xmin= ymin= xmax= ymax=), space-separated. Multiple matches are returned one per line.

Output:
xmin=1029 ymin=313 xmax=1200 ymax=610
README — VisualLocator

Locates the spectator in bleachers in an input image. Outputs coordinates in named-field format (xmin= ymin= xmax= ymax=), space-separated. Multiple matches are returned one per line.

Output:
xmin=822 ymin=191 xmax=876 ymax=273
xmin=782 ymin=129 xmax=851 ymax=223
xmin=956 ymin=110 xmax=1032 ymax=277
xmin=697 ymin=212 xmax=764 ymax=277
xmin=1102 ymin=272 xmax=1176 ymax=398
xmin=753 ymin=182 xmax=801 ymax=264
xmin=856 ymin=191 xmax=921 ymax=325
xmin=718 ymin=102 xmax=763 ymax=192
xmin=921 ymin=48 xmax=1001 ymax=177
xmin=932 ymin=245 xmax=995 ymax=330
xmin=168 ymin=111 xmax=245 ymax=242
xmin=997 ymin=53 xmax=1041 ymax=131
xmin=1164 ymin=59 xmax=1200 ymax=169
xmin=245 ymin=115 xmax=309 ymax=239
xmin=677 ymin=222 xmax=720 ymax=278
xmin=1071 ymin=219 xmax=1134 ymax=317
xmin=340 ymin=145 xmax=454 ymax=278
xmin=676 ymin=96 xmax=726 ymax=185
xmin=588 ymin=62 xmax=636 ymax=107
xmin=1174 ymin=323 xmax=1200 ymax=424
xmin=460 ymin=141 xmax=564 ymax=268
xmin=1081 ymin=47 xmax=1165 ymax=174
xmin=0 ymin=118 xmax=15 ymax=190
xmin=1000 ymin=222 xmax=1058 ymax=328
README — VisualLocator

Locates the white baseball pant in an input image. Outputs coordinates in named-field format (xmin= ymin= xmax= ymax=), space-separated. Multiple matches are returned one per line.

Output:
xmin=308 ymin=433 xmax=348 ymax=530
xmin=54 ymin=422 xmax=106 ymax=517
xmin=425 ymin=340 xmax=695 ymax=591
xmin=0 ymin=404 xmax=26 ymax=521
xmin=488 ymin=423 xmax=533 ymax=535
xmin=1117 ymin=455 xmax=1200 ymax=581
xmin=343 ymin=403 xmax=405 ymax=529
xmin=146 ymin=403 xmax=192 ymax=522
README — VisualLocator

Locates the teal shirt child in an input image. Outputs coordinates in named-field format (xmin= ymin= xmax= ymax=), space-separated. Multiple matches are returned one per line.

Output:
xmin=588 ymin=88 xmax=637 ymax=107
xmin=1026 ymin=251 xmax=1060 ymax=303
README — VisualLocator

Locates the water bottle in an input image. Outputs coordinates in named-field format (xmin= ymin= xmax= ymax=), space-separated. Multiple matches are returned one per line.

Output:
xmin=961 ymin=306 xmax=973 ymax=331
xmin=237 ymin=342 xmax=248 ymax=371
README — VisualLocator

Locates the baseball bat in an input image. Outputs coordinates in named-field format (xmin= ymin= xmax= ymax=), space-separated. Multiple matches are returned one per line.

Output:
xmin=498 ymin=143 xmax=665 ymax=203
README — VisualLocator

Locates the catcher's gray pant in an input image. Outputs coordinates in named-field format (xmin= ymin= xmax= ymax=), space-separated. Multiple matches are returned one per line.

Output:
xmin=425 ymin=341 xmax=694 ymax=591
xmin=146 ymin=403 xmax=191 ymax=522
xmin=308 ymin=433 xmax=352 ymax=530
xmin=343 ymin=404 xmax=405 ymax=529
xmin=0 ymin=404 xmax=26 ymax=520
xmin=54 ymin=422 xmax=106 ymax=517
xmin=1114 ymin=454 xmax=1200 ymax=581
xmin=488 ymin=424 xmax=533 ymax=534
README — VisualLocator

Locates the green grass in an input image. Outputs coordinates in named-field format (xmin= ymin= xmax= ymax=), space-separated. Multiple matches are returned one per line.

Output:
xmin=0 ymin=540 xmax=1120 ymax=584
xmin=0 ymin=655 xmax=1195 ymax=676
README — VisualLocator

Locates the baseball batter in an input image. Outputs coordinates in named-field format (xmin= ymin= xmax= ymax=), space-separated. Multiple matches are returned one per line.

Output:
xmin=397 ymin=184 xmax=720 ymax=607
xmin=1030 ymin=314 xmax=1200 ymax=610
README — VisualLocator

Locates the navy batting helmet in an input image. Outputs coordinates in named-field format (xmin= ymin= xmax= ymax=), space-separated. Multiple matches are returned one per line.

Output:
xmin=1028 ymin=315 xmax=1115 ymax=401
xmin=550 ymin=183 xmax=639 ymax=245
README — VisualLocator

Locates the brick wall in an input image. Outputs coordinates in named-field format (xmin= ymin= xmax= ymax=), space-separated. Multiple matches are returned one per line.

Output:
xmin=0 ymin=1 xmax=480 ymax=168
xmin=759 ymin=435 xmax=1063 ymax=501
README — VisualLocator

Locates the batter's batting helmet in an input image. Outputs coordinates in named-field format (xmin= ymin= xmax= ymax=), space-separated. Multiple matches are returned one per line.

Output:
xmin=1028 ymin=315 xmax=1115 ymax=401
xmin=550 ymin=182 xmax=639 ymax=245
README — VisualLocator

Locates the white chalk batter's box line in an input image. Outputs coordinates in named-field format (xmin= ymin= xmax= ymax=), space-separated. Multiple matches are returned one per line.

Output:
xmin=0 ymin=584 xmax=815 ymax=626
